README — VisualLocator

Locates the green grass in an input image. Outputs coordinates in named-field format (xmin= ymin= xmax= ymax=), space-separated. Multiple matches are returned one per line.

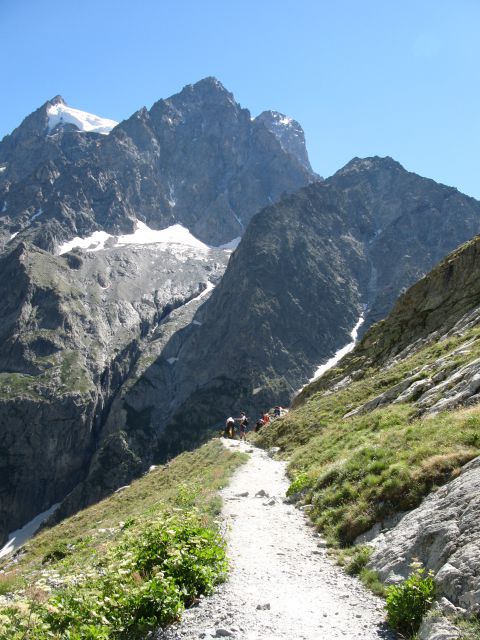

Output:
xmin=256 ymin=327 xmax=480 ymax=547
xmin=0 ymin=440 xmax=247 ymax=639
xmin=456 ymin=615 xmax=480 ymax=639
xmin=335 ymin=545 xmax=385 ymax=596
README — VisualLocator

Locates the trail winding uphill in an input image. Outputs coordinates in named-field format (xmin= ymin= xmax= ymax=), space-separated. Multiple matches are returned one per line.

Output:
xmin=157 ymin=440 xmax=395 ymax=640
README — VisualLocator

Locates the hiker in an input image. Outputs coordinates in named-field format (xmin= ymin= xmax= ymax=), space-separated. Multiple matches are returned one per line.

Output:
xmin=273 ymin=406 xmax=281 ymax=418
xmin=255 ymin=417 xmax=264 ymax=432
xmin=238 ymin=412 xmax=249 ymax=441
xmin=225 ymin=416 xmax=235 ymax=439
xmin=262 ymin=412 xmax=270 ymax=425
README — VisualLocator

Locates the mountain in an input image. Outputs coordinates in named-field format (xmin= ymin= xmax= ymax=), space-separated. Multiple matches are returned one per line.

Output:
xmin=0 ymin=78 xmax=316 ymax=251
xmin=257 ymin=232 xmax=480 ymax=622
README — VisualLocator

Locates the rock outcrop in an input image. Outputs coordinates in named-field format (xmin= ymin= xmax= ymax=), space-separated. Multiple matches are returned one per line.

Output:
xmin=369 ymin=456 xmax=480 ymax=615
xmin=255 ymin=110 xmax=314 ymax=173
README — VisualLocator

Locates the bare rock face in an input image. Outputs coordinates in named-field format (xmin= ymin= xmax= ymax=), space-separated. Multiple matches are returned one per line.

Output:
xmin=255 ymin=110 xmax=315 ymax=174
xmin=368 ymin=456 xmax=480 ymax=614
xmin=419 ymin=612 xmax=461 ymax=640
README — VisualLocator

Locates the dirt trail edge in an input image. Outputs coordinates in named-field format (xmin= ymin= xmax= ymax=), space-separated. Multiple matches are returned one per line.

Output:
xmin=157 ymin=439 xmax=396 ymax=640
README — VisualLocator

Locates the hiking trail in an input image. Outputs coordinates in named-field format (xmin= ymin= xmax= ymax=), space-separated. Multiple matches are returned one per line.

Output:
xmin=157 ymin=439 xmax=396 ymax=640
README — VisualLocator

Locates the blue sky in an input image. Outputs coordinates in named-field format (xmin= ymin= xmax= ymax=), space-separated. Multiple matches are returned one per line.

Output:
xmin=2 ymin=0 xmax=480 ymax=197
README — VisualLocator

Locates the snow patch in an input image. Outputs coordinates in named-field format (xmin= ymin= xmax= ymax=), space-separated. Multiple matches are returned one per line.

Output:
xmin=185 ymin=281 xmax=215 ymax=306
xmin=31 ymin=207 xmax=43 ymax=222
xmin=47 ymin=103 xmax=118 ymax=135
xmin=0 ymin=165 xmax=6 ymax=173
xmin=0 ymin=503 xmax=60 ymax=558
xmin=114 ymin=485 xmax=130 ymax=493
xmin=58 ymin=230 xmax=112 ymax=254
xmin=218 ymin=237 xmax=241 ymax=250
xmin=167 ymin=357 xmax=178 ymax=365
xmin=192 ymin=320 xmax=202 ymax=326
xmin=232 ymin=211 xmax=245 ymax=231
xmin=116 ymin=221 xmax=208 ymax=250
xmin=9 ymin=231 xmax=19 ymax=240
xmin=309 ymin=314 xmax=365 ymax=384
xmin=168 ymin=183 xmax=176 ymax=207
xmin=1 ymin=201 xmax=7 ymax=213
xmin=57 ymin=221 xmax=210 ymax=255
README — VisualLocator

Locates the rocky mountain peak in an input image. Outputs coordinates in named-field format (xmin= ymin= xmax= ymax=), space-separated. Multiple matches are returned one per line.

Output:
xmin=335 ymin=155 xmax=404 ymax=177
xmin=154 ymin=76 xmax=238 ymax=115
xmin=255 ymin=109 xmax=314 ymax=173
xmin=47 ymin=95 xmax=66 ymax=108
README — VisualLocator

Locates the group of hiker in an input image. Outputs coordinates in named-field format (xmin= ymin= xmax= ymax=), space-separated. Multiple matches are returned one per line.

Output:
xmin=224 ymin=406 xmax=286 ymax=440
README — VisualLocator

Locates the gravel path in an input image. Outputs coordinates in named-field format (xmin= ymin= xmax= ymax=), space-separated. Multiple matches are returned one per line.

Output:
xmin=157 ymin=439 xmax=395 ymax=640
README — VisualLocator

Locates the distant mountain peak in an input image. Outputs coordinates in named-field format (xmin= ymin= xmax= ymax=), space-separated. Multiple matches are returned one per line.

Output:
xmin=255 ymin=109 xmax=314 ymax=173
xmin=336 ymin=156 xmax=404 ymax=176
xmin=191 ymin=76 xmax=226 ymax=90
xmin=47 ymin=95 xmax=66 ymax=108
xmin=46 ymin=101 xmax=118 ymax=135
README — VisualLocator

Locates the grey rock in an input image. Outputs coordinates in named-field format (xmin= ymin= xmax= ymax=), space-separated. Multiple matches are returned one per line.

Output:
xmin=214 ymin=629 xmax=234 ymax=637
xmin=369 ymin=456 xmax=480 ymax=613
xmin=0 ymin=240 xmax=228 ymax=542
xmin=255 ymin=490 xmax=269 ymax=498
xmin=255 ymin=110 xmax=315 ymax=173
xmin=255 ymin=603 xmax=271 ymax=610
xmin=418 ymin=612 xmax=461 ymax=640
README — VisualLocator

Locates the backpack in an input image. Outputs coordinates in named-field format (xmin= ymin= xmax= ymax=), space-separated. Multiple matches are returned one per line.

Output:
xmin=243 ymin=417 xmax=249 ymax=427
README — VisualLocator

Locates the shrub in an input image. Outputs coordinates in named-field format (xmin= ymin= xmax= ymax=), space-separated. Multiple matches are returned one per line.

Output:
xmin=0 ymin=514 xmax=227 ymax=639
xmin=286 ymin=472 xmax=311 ymax=497
xmin=386 ymin=563 xmax=436 ymax=637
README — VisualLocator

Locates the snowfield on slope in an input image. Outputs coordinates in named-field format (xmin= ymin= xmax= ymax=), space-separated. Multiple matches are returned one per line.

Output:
xmin=157 ymin=440 xmax=395 ymax=640
xmin=57 ymin=221 xmax=211 ymax=255
xmin=47 ymin=102 xmax=118 ymax=134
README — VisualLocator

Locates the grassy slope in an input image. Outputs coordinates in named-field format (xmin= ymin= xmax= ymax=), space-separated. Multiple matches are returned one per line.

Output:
xmin=256 ymin=326 xmax=480 ymax=547
xmin=0 ymin=440 xmax=247 ymax=639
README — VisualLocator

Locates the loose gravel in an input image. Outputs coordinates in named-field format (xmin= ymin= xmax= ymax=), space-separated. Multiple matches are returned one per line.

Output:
xmin=156 ymin=439 xmax=396 ymax=640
